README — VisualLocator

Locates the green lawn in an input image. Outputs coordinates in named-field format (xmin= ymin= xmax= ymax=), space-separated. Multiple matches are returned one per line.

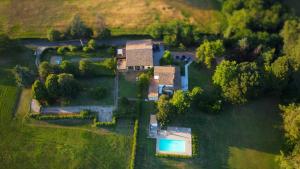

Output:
xmin=119 ymin=74 xmax=138 ymax=98
xmin=71 ymin=77 xmax=115 ymax=106
xmin=188 ymin=63 xmax=214 ymax=91
xmin=136 ymin=99 xmax=284 ymax=169
xmin=0 ymin=47 xmax=133 ymax=169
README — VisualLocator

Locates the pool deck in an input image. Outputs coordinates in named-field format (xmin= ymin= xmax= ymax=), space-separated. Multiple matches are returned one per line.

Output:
xmin=156 ymin=127 xmax=192 ymax=156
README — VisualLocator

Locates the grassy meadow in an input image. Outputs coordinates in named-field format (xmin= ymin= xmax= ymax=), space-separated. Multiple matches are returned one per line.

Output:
xmin=0 ymin=47 xmax=133 ymax=169
xmin=136 ymin=99 xmax=284 ymax=169
xmin=0 ymin=0 xmax=224 ymax=38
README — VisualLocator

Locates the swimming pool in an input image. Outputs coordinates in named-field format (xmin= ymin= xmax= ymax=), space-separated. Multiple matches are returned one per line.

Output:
xmin=158 ymin=139 xmax=185 ymax=153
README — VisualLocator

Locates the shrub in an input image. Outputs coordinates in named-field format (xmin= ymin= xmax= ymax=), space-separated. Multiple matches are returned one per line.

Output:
xmin=57 ymin=46 xmax=67 ymax=54
xmin=89 ymin=87 xmax=107 ymax=100
xmin=32 ymin=80 xmax=48 ymax=103
xmin=13 ymin=65 xmax=35 ymax=88
xmin=47 ymin=28 xmax=61 ymax=41
xmin=68 ymin=45 xmax=78 ymax=52
xmin=83 ymin=46 xmax=92 ymax=53
xmin=87 ymin=39 xmax=97 ymax=49
xmin=30 ymin=110 xmax=95 ymax=120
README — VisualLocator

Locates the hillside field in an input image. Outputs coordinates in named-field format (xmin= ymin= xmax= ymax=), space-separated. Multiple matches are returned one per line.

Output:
xmin=0 ymin=0 xmax=225 ymax=38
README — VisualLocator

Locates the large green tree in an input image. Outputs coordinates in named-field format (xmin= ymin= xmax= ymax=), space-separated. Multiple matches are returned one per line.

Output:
xmin=271 ymin=56 xmax=291 ymax=90
xmin=45 ymin=74 xmax=60 ymax=99
xmin=67 ymin=14 xmax=92 ymax=39
xmin=39 ymin=62 xmax=53 ymax=80
xmin=213 ymin=60 xmax=262 ymax=104
xmin=32 ymin=80 xmax=48 ymax=102
xmin=170 ymin=90 xmax=190 ymax=114
xmin=13 ymin=65 xmax=35 ymax=88
xmin=156 ymin=95 xmax=173 ymax=126
xmin=57 ymin=73 xmax=79 ymax=98
xmin=196 ymin=40 xmax=225 ymax=68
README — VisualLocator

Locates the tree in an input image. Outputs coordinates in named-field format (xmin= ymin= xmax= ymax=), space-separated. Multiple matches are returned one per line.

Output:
xmin=156 ymin=95 xmax=173 ymax=126
xmin=137 ymin=73 xmax=150 ymax=98
xmin=280 ymin=104 xmax=300 ymax=142
xmin=93 ymin=14 xmax=111 ymax=39
xmin=280 ymin=19 xmax=300 ymax=70
xmin=60 ymin=60 xmax=78 ymax=75
xmin=87 ymin=39 xmax=97 ymax=50
xmin=47 ymin=28 xmax=61 ymax=41
xmin=188 ymin=86 xmax=204 ymax=105
xmin=67 ymin=14 xmax=92 ymax=39
xmin=196 ymin=40 xmax=225 ymax=68
xmin=13 ymin=65 xmax=35 ymax=88
xmin=32 ymin=80 xmax=48 ymax=102
xmin=38 ymin=61 xmax=52 ymax=80
xmin=213 ymin=60 xmax=262 ymax=104
xmin=170 ymin=90 xmax=190 ymax=114
xmin=160 ymin=50 xmax=174 ymax=65
xmin=45 ymin=74 xmax=60 ymax=99
xmin=79 ymin=59 xmax=94 ymax=76
xmin=147 ymin=22 xmax=165 ymax=39
xmin=271 ymin=56 xmax=291 ymax=90
xmin=57 ymin=73 xmax=79 ymax=98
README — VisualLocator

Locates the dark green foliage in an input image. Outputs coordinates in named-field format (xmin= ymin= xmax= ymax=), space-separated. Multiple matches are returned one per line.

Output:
xmin=95 ymin=28 xmax=111 ymax=39
xmin=89 ymin=87 xmax=107 ymax=100
xmin=13 ymin=65 xmax=35 ymax=88
xmin=280 ymin=19 xmax=300 ymax=70
xmin=32 ymin=80 xmax=48 ymax=102
xmin=137 ymin=73 xmax=150 ymax=98
xmin=147 ymin=20 xmax=200 ymax=47
xmin=170 ymin=90 xmax=190 ymax=114
xmin=213 ymin=60 xmax=263 ymax=104
xmin=271 ymin=56 xmax=291 ymax=91
xmin=87 ymin=39 xmax=97 ymax=50
xmin=47 ymin=28 xmax=61 ymax=41
xmin=60 ymin=60 xmax=78 ymax=75
xmin=159 ymin=50 xmax=174 ymax=65
xmin=45 ymin=74 xmax=60 ymax=99
xmin=156 ymin=95 xmax=173 ymax=126
xmin=67 ymin=45 xmax=78 ymax=52
xmin=196 ymin=39 xmax=225 ymax=68
xmin=30 ymin=110 xmax=95 ymax=120
xmin=66 ymin=14 xmax=93 ymax=39
xmin=57 ymin=46 xmax=67 ymax=54
xmin=38 ymin=61 xmax=52 ymax=80
xmin=79 ymin=59 xmax=93 ymax=76
xmin=0 ymin=34 xmax=17 ymax=55
xmin=57 ymin=73 xmax=80 ymax=98
xmin=277 ymin=104 xmax=300 ymax=169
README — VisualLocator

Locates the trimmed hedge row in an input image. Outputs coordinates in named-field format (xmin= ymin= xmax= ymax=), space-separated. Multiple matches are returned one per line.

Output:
xmin=129 ymin=120 xmax=139 ymax=169
xmin=192 ymin=133 xmax=199 ymax=157
xmin=155 ymin=153 xmax=192 ymax=159
xmin=92 ymin=116 xmax=117 ymax=127
xmin=30 ymin=109 xmax=95 ymax=120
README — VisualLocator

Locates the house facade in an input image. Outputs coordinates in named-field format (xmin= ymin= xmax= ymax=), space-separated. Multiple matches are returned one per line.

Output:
xmin=117 ymin=39 xmax=154 ymax=71
xmin=148 ymin=66 xmax=181 ymax=101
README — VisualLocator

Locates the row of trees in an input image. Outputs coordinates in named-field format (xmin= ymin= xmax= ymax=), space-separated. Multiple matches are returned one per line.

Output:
xmin=147 ymin=20 xmax=201 ymax=48
xmin=157 ymin=87 xmax=222 ymax=126
xmin=32 ymin=73 xmax=80 ymax=104
xmin=38 ymin=58 xmax=116 ymax=80
xmin=47 ymin=14 xmax=111 ymax=41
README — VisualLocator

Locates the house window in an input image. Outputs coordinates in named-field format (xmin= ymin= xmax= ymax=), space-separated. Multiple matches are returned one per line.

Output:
xmin=135 ymin=66 xmax=140 ymax=70
xmin=128 ymin=66 xmax=133 ymax=70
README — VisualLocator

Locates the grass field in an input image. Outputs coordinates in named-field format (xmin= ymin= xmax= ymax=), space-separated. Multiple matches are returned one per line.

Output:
xmin=0 ymin=47 xmax=133 ymax=169
xmin=119 ymin=73 xmax=138 ymax=98
xmin=136 ymin=99 xmax=284 ymax=169
xmin=0 ymin=0 xmax=224 ymax=38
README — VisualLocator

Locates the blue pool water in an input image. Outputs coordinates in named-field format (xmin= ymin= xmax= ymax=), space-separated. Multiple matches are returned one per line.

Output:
xmin=159 ymin=139 xmax=185 ymax=153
